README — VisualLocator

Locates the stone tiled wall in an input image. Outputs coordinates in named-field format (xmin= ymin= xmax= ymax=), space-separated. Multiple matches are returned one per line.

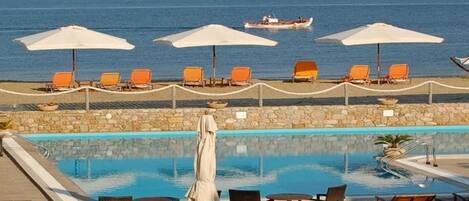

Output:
xmin=5 ymin=103 xmax=469 ymax=134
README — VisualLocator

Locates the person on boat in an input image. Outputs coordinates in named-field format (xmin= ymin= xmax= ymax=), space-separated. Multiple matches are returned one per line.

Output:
xmin=298 ymin=16 xmax=305 ymax=22
xmin=262 ymin=15 xmax=268 ymax=24
xmin=265 ymin=14 xmax=278 ymax=23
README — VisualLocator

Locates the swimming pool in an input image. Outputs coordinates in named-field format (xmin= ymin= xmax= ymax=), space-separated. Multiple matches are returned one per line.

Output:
xmin=25 ymin=126 xmax=469 ymax=199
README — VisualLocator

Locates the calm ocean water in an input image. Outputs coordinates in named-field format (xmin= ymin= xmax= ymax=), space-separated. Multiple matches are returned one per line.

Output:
xmin=0 ymin=0 xmax=468 ymax=81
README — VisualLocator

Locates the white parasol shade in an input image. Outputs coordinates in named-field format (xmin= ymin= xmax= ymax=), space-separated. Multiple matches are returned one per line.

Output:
xmin=14 ymin=25 xmax=134 ymax=80
xmin=154 ymin=24 xmax=277 ymax=78
xmin=450 ymin=57 xmax=469 ymax=73
xmin=315 ymin=22 xmax=444 ymax=83
xmin=186 ymin=114 xmax=219 ymax=201
xmin=14 ymin=25 xmax=134 ymax=50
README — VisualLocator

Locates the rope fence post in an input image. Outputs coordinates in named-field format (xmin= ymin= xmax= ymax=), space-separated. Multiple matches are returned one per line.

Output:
xmin=85 ymin=87 xmax=90 ymax=111
xmin=258 ymin=84 xmax=263 ymax=107
xmin=428 ymin=82 xmax=433 ymax=104
xmin=344 ymin=83 xmax=349 ymax=106
xmin=172 ymin=85 xmax=177 ymax=109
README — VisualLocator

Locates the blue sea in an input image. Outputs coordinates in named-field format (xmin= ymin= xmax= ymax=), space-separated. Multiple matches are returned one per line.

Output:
xmin=0 ymin=0 xmax=468 ymax=81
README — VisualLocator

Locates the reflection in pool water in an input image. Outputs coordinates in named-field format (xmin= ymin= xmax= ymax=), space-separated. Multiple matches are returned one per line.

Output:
xmin=31 ymin=132 xmax=468 ymax=199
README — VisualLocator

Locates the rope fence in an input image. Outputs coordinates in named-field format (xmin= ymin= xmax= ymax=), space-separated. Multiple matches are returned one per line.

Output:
xmin=0 ymin=80 xmax=468 ymax=111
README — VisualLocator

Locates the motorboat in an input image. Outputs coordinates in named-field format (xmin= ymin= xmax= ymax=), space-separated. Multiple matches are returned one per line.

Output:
xmin=244 ymin=15 xmax=313 ymax=29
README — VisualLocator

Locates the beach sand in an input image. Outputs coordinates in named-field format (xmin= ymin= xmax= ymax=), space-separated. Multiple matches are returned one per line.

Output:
xmin=0 ymin=77 xmax=468 ymax=110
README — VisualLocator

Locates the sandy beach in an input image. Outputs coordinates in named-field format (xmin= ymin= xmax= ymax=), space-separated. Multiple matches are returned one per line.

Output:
xmin=0 ymin=76 xmax=467 ymax=110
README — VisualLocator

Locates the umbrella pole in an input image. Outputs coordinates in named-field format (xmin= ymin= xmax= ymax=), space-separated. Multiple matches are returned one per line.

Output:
xmin=377 ymin=43 xmax=381 ymax=84
xmin=72 ymin=49 xmax=77 ymax=83
xmin=212 ymin=45 xmax=216 ymax=79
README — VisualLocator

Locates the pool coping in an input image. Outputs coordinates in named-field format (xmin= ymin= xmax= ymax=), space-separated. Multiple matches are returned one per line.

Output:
xmin=23 ymin=125 xmax=469 ymax=141
xmin=2 ymin=132 xmax=89 ymax=201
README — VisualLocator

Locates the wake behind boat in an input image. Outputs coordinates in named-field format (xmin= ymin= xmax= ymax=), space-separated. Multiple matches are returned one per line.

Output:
xmin=244 ymin=15 xmax=313 ymax=29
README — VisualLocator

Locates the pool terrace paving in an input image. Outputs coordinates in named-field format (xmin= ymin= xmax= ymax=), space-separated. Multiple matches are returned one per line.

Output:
xmin=0 ymin=152 xmax=49 ymax=201
xmin=0 ymin=135 xmax=89 ymax=201
xmin=416 ymin=157 xmax=469 ymax=180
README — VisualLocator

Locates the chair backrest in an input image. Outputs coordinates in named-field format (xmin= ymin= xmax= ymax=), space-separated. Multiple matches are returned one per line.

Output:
xmin=52 ymin=72 xmax=73 ymax=88
xmin=183 ymin=66 xmax=204 ymax=82
xmin=325 ymin=184 xmax=347 ymax=201
xmin=134 ymin=197 xmax=179 ymax=201
xmin=294 ymin=60 xmax=319 ymax=79
xmin=388 ymin=64 xmax=409 ymax=79
xmin=98 ymin=196 xmax=132 ymax=201
xmin=100 ymin=72 xmax=121 ymax=86
xmin=453 ymin=193 xmax=468 ymax=201
xmin=131 ymin=68 xmax=152 ymax=85
xmin=229 ymin=189 xmax=261 ymax=201
xmin=231 ymin=66 xmax=252 ymax=82
xmin=391 ymin=194 xmax=436 ymax=201
xmin=348 ymin=65 xmax=370 ymax=80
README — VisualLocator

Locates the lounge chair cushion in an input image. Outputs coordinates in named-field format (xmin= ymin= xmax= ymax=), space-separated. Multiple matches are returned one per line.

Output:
xmin=100 ymin=72 xmax=121 ymax=87
xmin=183 ymin=66 xmax=204 ymax=86
xmin=130 ymin=69 xmax=152 ymax=85
xmin=386 ymin=64 xmax=409 ymax=82
xmin=293 ymin=60 xmax=319 ymax=81
xmin=230 ymin=66 xmax=252 ymax=86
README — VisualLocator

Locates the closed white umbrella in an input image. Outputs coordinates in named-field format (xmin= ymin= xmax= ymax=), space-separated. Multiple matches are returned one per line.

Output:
xmin=186 ymin=113 xmax=219 ymax=201
xmin=14 ymin=25 xmax=135 ymax=80
xmin=315 ymin=22 xmax=444 ymax=83
xmin=154 ymin=24 xmax=277 ymax=79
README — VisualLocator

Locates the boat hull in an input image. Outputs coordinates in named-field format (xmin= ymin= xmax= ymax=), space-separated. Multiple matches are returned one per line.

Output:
xmin=244 ymin=18 xmax=313 ymax=29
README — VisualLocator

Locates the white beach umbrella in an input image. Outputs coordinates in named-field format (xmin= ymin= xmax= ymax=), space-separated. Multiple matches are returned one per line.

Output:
xmin=186 ymin=113 xmax=219 ymax=201
xmin=450 ymin=57 xmax=469 ymax=73
xmin=14 ymin=25 xmax=135 ymax=80
xmin=315 ymin=22 xmax=444 ymax=83
xmin=154 ymin=24 xmax=277 ymax=78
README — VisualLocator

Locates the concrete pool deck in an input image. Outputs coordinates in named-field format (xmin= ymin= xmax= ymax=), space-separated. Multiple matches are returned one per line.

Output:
xmin=419 ymin=158 xmax=469 ymax=179
xmin=0 ymin=133 xmax=89 ymax=201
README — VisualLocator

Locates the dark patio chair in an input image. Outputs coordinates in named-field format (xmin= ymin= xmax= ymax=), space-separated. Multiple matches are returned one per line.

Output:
xmin=229 ymin=189 xmax=261 ymax=201
xmin=454 ymin=193 xmax=469 ymax=201
xmin=376 ymin=194 xmax=435 ymax=201
xmin=98 ymin=196 xmax=132 ymax=201
xmin=314 ymin=184 xmax=347 ymax=201
xmin=133 ymin=197 xmax=179 ymax=201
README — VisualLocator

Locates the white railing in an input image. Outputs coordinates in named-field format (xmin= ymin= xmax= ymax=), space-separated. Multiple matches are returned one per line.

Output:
xmin=1 ymin=80 xmax=469 ymax=110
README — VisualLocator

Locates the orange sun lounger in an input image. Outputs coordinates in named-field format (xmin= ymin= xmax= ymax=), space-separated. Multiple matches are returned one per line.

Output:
xmin=342 ymin=64 xmax=370 ymax=84
xmin=381 ymin=64 xmax=410 ymax=84
xmin=127 ymin=68 xmax=153 ymax=90
xmin=182 ymin=66 xmax=205 ymax=87
xmin=229 ymin=66 xmax=252 ymax=86
xmin=97 ymin=72 xmax=121 ymax=90
xmin=46 ymin=71 xmax=74 ymax=92
xmin=292 ymin=60 xmax=319 ymax=83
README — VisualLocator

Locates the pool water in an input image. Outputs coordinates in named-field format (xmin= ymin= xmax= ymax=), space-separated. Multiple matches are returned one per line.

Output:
xmin=25 ymin=127 xmax=469 ymax=199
